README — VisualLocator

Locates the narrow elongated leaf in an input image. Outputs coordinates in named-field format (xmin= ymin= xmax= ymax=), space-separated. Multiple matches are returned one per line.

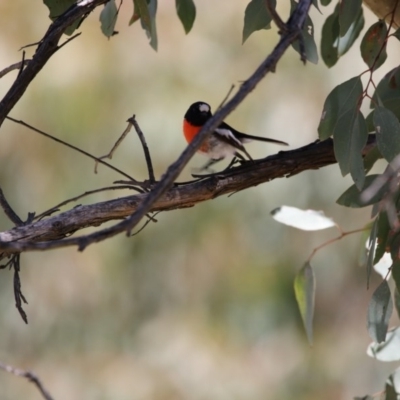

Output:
xmin=129 ymin=0 xmax=140 ymax=25
xmin=43 ymin=0 xmax=81 ymax=35
xmin=385 ymin=375 xmax=398 ymax=400
xmin=395 ymin=288 xmax=400 ymax=319
xmin=363 ymin=146 xmax=382 ymax=173
xmin=271 ymin=206 xmax=336 ymax=231
xmin=294 ymin=262 xmax=315 ymax=345
xmin=100 ymin=0 xmax=118 ymax=38
xmin=134 ymin=0 xmax=151 ymax=30
xmin=336 ymin=175 xmax=386 ymax=207
xmin=338 ymin=0 xmax=362 ymax=37
xmin=321 ymin=10 xmax=339 ymax=67
xmin=393 ymin=27 xmax=400 ymax=41
xmin=321 ymin=5 xmax=364 ymax=67
xmin=361 ymin=21 xmax=388 ymax=71
xmin=371 ymin=67 xmax=400 ymax=122
xmin=374 ymin=211 xmax=390 ymax=265
xmin=242 ymin=0 xmax=274 ymax=44
xmin=367 ymin=280 xmax=393 ymax=343
xmin=176 ymin=0 xmax=196 ymax=34
xmin=333 ymin=110 xmax=367 ymax=188
xmin=374 ymin=106 xmax=400 ymax=162
xmin=318 ymin=76 xmax=363 ymax=140
xmin=392 ymin=260 xmax=400 ymax=293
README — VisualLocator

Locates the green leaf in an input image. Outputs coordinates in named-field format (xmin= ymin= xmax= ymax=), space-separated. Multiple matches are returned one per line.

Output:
xmin=294 ymin=262 xmax=315 ymax=345
xmin=360 ymin=20 xmax=388 ymax=71
xmin=176 ymin=0 xmax=196 ymax=34
xmin=334 ymin=110 xmax=367 ymax=188
xmin=363 ymin=144 xmax=382 ymax=173
xmin=320 ymin=0 xmax=331 ymax=5
xmin=338 ymin=0 xmax=362 ymax=37
xmin=385 ymin=375 xmax=398 ymax=400
xmin=392 ymin=260 xmax=400 ymax=296
xmin=321 ymin=10 xmax=339 ymax=67
xmin=100 ymin=0 xmax=118 ymax=38
xmin=367 ymin=280 xmax=393 ymax=343
xmin=371 ymin=67 xmax=400 ymax=122
xmin=318 ymin=76 xmax=363 ymax=140
xmin=312 ymin=0 xmax=320 ymax=12
xmin=146 ymin=0 xmax=158 ymax=50
xmin=336 ymin=174 xmax=387 ymax=208
xmin=337 ymin=7 xmax=364 ymax=56
xmin=367 ymin=217 xmax=378 ymax=289
xmin=290 ymin=2 xmax=318 ymax=64
xmin=130 ymin=0 xmax=158 ymax=50
xmin=374 ymin=212 xmax=390 ymax=266
xmin=320 ymin=5 xmax=364 ymax=67
xmin=395 ymin=288 xmax=400 ymax=319
xmin=129 ymin=0 xmax=141 ymax=25
xmin=373 ymin=106 xmax=400 ymax=162
xmin=42 ymin=0 xmax=82 ymax=35
xmin=242 ymin=0 xmax=274 ymax=44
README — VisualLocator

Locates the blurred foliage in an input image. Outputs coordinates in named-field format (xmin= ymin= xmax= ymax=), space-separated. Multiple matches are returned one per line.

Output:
xmin=1 ymin=1 xmax=400 ymax=400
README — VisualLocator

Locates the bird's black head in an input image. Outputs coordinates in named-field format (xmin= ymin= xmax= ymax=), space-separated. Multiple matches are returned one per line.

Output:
xmin=184 ymin=102 xmax=212 ymax=126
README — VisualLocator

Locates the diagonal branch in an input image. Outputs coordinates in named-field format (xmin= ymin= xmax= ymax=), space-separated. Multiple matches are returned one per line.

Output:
xmin=0 ymin=0 xmax=108 ymax=127
xmin=0 ymin=136 xmax=376 ymax=256
xmin=0 ymin=0 xmax=313 ymax=256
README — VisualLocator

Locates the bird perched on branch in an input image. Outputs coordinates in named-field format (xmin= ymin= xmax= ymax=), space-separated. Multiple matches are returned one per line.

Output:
xmin=183 ymin=101 xmax=288 ymax=171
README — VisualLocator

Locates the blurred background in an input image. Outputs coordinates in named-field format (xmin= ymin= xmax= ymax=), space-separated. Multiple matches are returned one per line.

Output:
xmin=0 ymin=1 xmax=399 ymax=399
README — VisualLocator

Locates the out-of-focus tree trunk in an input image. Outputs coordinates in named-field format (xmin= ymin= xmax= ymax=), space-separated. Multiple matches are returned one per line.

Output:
xmin=363 ymin=0 xmax=400 ymax=28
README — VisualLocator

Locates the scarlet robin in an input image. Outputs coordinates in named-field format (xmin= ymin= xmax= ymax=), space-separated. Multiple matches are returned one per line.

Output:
xmin=183 ymin=101 xmax=288 ymax=171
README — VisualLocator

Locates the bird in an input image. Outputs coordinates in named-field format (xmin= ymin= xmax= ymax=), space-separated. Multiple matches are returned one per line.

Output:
xmin=183 ymin=101 xmax=288 ymax=171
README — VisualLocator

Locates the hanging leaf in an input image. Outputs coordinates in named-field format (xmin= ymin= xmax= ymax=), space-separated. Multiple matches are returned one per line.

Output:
xmin=294 ymin=262 xmax=315 ymax=345
xmin=129 ymin=0 xmax=141 ymax=25
xmin=371 ymin=67 xmax=400 ymax=122
xmin=374 ymin=212 xmax=391 ymax=266
xmin=318 ymin=76 xmax=363 ymax=140
xmin=321 ymin=5 xmax=364 ymax=67
xmin=100 ymin=0 xmax=118 ymax=38
xmin=321 ymin=10 xmax=339 ymax=67
xmin=363 ymin=146 xmax=382 ymax=173
xmin=271 ymin=206 xmax=336 ymax=231
xmin=385 ymin=374 xmax=399 ymax=400
xmin=373 ymin=106 xmax=400 ymax=162
xmin=43 ymin=0 xmax=82 ymax=35
xmin=367 ymin=280 xmax=393 ymax=343
xmin=336 ymin=175 xmax=386 ymax=207
xmin=338 ymin=0 xmax=362 ymax=37
xmin=242 ymin=0 xmax=274 ymax=44
xmin=360 ymin=20 xmax=388 ymax=71
xmin=176 ymin=0 xmax=196 ymax=34
xmin=334 ymin=110 xmax=367 ymax=189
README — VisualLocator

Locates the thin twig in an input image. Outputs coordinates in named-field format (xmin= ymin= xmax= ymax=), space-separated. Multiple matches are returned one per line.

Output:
xmin=0 ymin=0 xmax=312 ymax=254
xmin=265 ymin=0 xmax=287 ymax=32
xmin=128 ymin=115 xmax=156 ymax=183
xmin=216 ymin=85 xmax=235 ymax=111
xmin=5 ymin=116 xmax=138 ymax=182
xmin=56 ymin=32 xmax=82 ymax=52
xmin=94 ymin=121 xmax=133 ymax=173
xmin=0 ymin=60 xmax=31 ymax=80
xmin=0 ymin=361 xmax=54 ymax=400
xmin=0 ymin=188 xmax=23 ymax=225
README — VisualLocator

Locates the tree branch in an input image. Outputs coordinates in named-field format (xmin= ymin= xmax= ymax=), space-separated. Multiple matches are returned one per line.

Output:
xmin=0 ymin=136 xmax=376 ymax=256
xmin=0 ymin=0 xmax=312 ymax=256
xmin=0 ymin=0 xmax=108 ymax=127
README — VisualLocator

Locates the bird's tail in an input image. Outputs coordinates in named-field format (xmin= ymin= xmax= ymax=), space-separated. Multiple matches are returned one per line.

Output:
xmin=237 ymin=132 xmax=288 ymax=146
